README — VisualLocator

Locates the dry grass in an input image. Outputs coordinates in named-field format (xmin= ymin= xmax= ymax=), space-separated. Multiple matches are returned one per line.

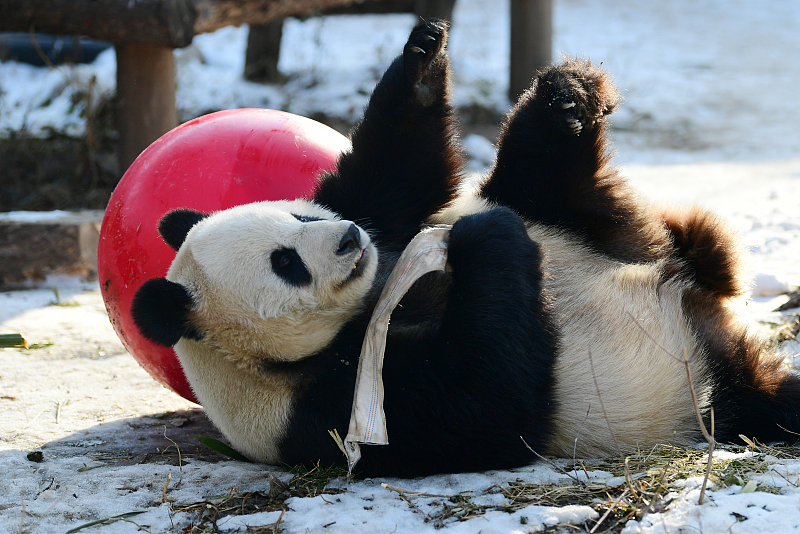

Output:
xmin=162 ymin=442 xmax=798 ymax=533
xmin=171 ymin=463 xmax=348 ymax=533
xmin=410 ymin=442 xmax=797 ymax=532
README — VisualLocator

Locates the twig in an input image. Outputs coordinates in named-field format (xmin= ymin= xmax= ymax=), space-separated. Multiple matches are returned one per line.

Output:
xmin=634 ymin=466 xmax=669 ymax=527
xmin=28 ymin=28 xmax=57 ymax=69
xmin=24 ymin=407 xmax=48 ymax=428
xmin=572 ymin=405 xmax=591 ymax=480
xmin=776 ymin=423 xmax=800 ymax=437
xmin=273 ymin=509 xmax=286 ymax=534
xmin=681 ymin=347 xmax=715 ymax=504
xmin=588 ymin=349 xmax=635 ymax=493
xmin=381 ymin=483 xmax=433 ymax=522
xmin=55 ymin=400 xmax=64 ymax=424
xmin=589 ymin=488 xmax=629 ymax=534
xmin=625 ymin=312 xmax=716 ymax=504
xmin=768 ymin=466 xmax=799 ymax=488
xmin=588 ymin=350 xmax=623 ymax=457
xmin=162 ymin=472 xmax=172 ymax=504
xmin=520 ymin=436 xmax=584 ymax=486
xmin=162 ymin=426 xmax=183 ymax=487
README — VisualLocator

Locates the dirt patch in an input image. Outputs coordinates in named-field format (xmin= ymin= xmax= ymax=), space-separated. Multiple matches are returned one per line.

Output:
xmin=0 ymin=95 xmax=119 ymax=212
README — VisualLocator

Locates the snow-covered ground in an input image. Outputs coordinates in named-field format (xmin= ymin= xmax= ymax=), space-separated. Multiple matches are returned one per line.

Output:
xmin=2 ymin=0 xmax=800 ymax=532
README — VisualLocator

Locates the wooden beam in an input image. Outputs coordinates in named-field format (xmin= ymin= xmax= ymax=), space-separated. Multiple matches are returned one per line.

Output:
xmin=509 ymin=0 xmax=553 ymax=102
xmin=0 ymin=0 xmax=196 ymax=47
xmin=116 ymin=43 xmax=177 ymax=170
xmin=192 ymin=0 xmax=359 ymax=34
xmin=0 ymin=0 xmax=358 ymax=48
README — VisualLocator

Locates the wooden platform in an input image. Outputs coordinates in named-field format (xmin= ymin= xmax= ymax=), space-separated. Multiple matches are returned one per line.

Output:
xmin=0 ymin=210 xmax=104 ymax=288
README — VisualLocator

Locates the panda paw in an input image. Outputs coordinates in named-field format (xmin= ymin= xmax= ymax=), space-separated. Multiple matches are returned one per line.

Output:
xmin=534 ymin=57 xmax=620 ymax=136
xmin=403 ymin=19 xmax=449 ymax=106
xmin=448 ymin=207 xmax=536 ymax=274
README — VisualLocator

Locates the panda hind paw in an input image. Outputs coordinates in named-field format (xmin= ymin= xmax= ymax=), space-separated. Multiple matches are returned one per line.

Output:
xmin=403 ymin=19 xmax=449 ymax=105
xmin=534 ymin=57 xmax=620 ymax=136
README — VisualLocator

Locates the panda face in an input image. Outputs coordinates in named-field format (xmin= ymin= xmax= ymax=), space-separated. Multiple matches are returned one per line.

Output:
xmin=164 ymin=199 xmax=377 ymax=367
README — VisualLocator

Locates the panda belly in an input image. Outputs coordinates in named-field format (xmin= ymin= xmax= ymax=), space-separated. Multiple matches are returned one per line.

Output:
xmin=532 ymin=225 xmax=711 ymax=457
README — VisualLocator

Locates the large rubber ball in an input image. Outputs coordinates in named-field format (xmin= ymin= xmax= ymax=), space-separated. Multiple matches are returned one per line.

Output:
xmin=98 ymin=109 xmax=351 ymax=403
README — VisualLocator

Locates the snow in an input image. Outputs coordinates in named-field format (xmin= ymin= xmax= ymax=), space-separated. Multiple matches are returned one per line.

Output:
xmin=1 ymin=0 xmax=800 ymax=532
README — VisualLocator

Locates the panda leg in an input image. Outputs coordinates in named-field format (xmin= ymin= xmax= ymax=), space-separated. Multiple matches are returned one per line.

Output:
xmin=706 ymin=333 xmax=800 ymax=446
xmin=479 ymin=58 xmax=661 ymax=263
xmin=657 ymin=206 xmax=747 ymax=298
xmin=313 ymin=19 xmax=464 ymax=248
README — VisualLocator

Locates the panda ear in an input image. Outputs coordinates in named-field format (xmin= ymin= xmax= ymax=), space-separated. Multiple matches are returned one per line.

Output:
xmin=131 ymin=278 xmax=204 ymax=347
xmin=158 ymin=209 xmax=209 ymax=251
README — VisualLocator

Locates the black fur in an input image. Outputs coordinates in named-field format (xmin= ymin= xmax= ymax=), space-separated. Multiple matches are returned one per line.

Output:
xmin=313 ymin=19 xmax=464 ymax=250
xmin=270 ymin=248 xmax=312 ymax=287
xmin=275 ymin=20 xmax=559 ymax=477
xmin=278 ymin=21 xmax=800 ymax=474
xmin=131 ymin=277 xmax=204 ymax=347
xmin=480 ymin=58 xmax=665 ymax=264
xmin=280 ymin=208 xmax=557 ymax=477
xmin=158 ymin=209 xmax=208 ymax=251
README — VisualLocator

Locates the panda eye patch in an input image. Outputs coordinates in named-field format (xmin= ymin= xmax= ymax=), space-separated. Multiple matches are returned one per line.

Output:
xmin=292 ymin=214 xmax=324 ymax=223
xmin=270 ymin=247 xmax=312 ymax=287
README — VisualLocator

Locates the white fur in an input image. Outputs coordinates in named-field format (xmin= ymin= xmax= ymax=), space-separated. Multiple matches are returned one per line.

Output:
xmin=531 ymin=225 xmax=709 ymax=456
xmin=167 ymin=199 xmax=377 ymax=366
xmin=175 ymin=337 xmax=293 ymax=463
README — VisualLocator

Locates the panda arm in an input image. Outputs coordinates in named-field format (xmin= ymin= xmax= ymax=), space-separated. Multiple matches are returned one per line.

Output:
xmin=313 ymin=19 xmax=464 ymax=247
xmin=439 ymin=207 xmax=556 ymax=367
xmin=380 ymin=207 xmax=558 ymax=470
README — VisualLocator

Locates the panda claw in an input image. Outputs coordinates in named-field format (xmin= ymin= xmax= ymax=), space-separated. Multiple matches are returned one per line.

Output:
xmin=567 ymin=119 xmax=583 ymax=135
xmin=409 ymin=46 xmax=426 ymax=54
xmin=422 ymin=34 xmax=436 ymax=41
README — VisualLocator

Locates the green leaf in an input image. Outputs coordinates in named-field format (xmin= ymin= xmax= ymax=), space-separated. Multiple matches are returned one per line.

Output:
xmin=197 ymin=437 xmax=252 ymax=462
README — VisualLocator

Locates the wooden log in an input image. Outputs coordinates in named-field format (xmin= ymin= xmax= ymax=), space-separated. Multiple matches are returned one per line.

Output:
xmin=192 ymin=0 xmax=358 ymax=34
xmin=0 ymin=0 xmax=358 ymax=48
xmin=0 ymin=0 xmax=196 ymax=48
xmin=116 ymin=43 xmax=177 ymax=171
xmin=509 ymin=0 xmax=552 ymax=102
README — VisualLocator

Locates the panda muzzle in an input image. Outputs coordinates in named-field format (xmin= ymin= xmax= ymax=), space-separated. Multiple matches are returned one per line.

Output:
xmin=336 ymin=224 xmax=362 ymax=256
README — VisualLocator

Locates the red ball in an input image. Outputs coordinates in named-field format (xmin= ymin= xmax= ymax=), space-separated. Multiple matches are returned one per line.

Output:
xmin=98 ymin=109 xmax=351 ymax=403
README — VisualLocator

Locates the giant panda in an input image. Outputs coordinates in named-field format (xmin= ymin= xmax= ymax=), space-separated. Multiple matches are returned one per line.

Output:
xmin=131 ymin=20 xmax=800 ymax=478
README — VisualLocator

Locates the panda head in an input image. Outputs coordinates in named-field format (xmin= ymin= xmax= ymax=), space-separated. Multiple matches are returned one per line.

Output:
xmin=131 ymin=199 xmax=377 ymax=368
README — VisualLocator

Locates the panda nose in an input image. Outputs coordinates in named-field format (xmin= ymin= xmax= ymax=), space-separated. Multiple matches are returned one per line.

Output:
xmin=336 ymin=224 xmax=361 ymax=255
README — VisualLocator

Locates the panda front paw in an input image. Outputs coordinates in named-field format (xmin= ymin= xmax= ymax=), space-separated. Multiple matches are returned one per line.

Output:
xmin=403 ymin=19 xmax=449 ymax=106
xmin=448 ymin=207 xmax=536 ymax=274
xmin=533 ymin=57 xmax=620 ymax=136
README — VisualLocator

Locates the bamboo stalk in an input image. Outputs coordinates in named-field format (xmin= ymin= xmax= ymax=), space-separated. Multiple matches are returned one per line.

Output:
xmin=0 ymin=334 xmax=27 ymax=348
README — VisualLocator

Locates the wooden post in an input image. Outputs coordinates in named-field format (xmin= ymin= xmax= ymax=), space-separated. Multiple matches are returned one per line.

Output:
xmin=115 ymin=43 xmax=178 ymax=171
xmin=244 ymin=20 xmax=284 ymax=83
xmin=509 ymin=0 xmax=552 ymax=102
